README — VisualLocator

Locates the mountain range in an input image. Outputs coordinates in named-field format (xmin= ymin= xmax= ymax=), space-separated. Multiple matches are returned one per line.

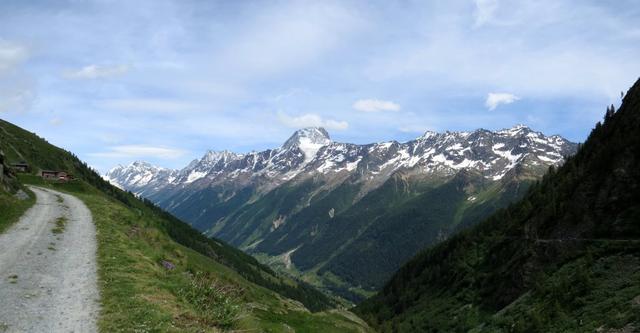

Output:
xmin=106 ymin=125 xmax=577 ymax=301
xmin=0 ymin=118 xmax=370 ymax=332
xmin=355 ymin=78 xmax=640 ymax=332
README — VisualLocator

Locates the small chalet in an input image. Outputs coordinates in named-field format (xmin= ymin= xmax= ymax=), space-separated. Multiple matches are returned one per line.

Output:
xmin=41 ymin=170 xmax=71 ymax=181
xmin=10 ymin=162 xmax=30 ymax=173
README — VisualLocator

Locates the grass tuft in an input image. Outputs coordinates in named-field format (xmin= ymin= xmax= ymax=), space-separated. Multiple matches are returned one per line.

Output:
xmin=51 ymin=216 xmax=67 ymax=234
xmin=177 ymin=271 xmax=244 ymax=329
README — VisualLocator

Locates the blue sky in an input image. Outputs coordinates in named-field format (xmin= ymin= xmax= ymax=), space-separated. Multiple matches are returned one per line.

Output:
xmin=0 ymin=0 xmax=639 ymax=172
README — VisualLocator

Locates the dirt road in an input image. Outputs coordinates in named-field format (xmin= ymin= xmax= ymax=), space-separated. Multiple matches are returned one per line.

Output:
xmin=0 ymin=186 xmax=99 ymax=332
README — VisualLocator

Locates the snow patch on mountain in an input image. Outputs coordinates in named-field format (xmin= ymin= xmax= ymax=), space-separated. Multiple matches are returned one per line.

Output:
xmin=185 ymin=170 xmax=207 ymax=184
xmin=105 ymin=125 xmax=578 ymax=198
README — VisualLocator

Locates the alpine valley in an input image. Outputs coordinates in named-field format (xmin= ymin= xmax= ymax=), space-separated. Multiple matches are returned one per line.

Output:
xmin=105 ymin=125 xmax=577 ymax=301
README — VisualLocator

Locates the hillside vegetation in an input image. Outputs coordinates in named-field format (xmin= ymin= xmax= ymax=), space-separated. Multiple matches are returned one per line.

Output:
xmin=356 ymin=79 xmax=640 ymax=332
xmin=0 ymin=119 xmax=371 ymax=332
xmin=0 ymin=149 xmax=35 ymax=232
xmin=112 ymin=125 xmax=574 ymax=302
xmin=246 ymin=167 xmax=536 ymax=302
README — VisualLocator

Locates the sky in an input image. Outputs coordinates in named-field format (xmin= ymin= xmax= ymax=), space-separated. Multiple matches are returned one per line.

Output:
xmin=0 ymin=0 xmax=639 ymax=172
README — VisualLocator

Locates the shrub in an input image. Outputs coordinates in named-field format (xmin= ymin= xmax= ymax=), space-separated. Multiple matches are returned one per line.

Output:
xmin=178 ymin=271 xmax=244 ymax=329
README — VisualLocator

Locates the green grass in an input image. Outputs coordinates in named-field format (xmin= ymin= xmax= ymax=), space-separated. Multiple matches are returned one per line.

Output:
xmin=7 ymin=274 xmax=18 ymax=284
xmin=1 ymin=117 xmax=371 ymax=332
xmin=253 ymin=252 xmax=375 ymax=305
xmin=51 ymin=216 xmax=67 ymax=234
xmin=0 ymin=187 xmax=35 ymax=233
xmin=27 ymin=180 xmax=371 ymax=332
xmin=176 ymin=271 xmax=243 ymax=329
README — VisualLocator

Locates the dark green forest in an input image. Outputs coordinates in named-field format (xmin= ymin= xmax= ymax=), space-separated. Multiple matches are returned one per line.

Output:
xmin=356 ymin=78 xmax=640 ymax=332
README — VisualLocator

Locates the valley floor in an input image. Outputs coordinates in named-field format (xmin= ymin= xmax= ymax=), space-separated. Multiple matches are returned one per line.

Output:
xmin=0 ymin=186 xmax=99 ymax=332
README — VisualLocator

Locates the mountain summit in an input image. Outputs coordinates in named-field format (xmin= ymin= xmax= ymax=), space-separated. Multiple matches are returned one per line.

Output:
xmin=282 ymin=127 xmax=332 ymax=165
xmin=282 ymin=127 xmax=331 ymax=150
xmin=105 ymin=125 xmax=578 ymax=300
xmin=107 ymin=125 xmax=575 ymax=193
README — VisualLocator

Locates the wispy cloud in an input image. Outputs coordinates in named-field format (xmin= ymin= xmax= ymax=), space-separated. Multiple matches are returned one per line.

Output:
xmin=216 ymin=2 xmax=363 ymax=78
xmin=485 ymin=93 xmax=520 ymax=110
xmin=89 ymin=145 xmax=186 ymax=159
xmin=49 ymin=117 xmax=63 ymax=126
xmin=0 ymin=39 xmax=32 ymax=113
xmin=0 ymin=82 xmax=35 ymax=113
xmin=0 ymin=39 xmax=28 ymax=73
xmin=277 ymin=111 xmax=348 ymax=130
xmin=0 ymin=0 xmax=637 ymax=171
xmin=473 ymin=0 xmax=499 ymax=27
xmin=353 ymin=99 xmax=401 ymax=113
xmin=64 ymin=64 xmax=129 ymax=79
xmin=399 ymin=125 xmax=431 ymax=133
xmin=99 ymin=98 xmax=197 ymax=113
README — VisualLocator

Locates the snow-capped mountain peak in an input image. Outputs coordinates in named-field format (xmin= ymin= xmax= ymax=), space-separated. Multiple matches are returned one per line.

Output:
xmin=282 ymin=127 xmax=331 ymax=150
xmin=418 ymin=131 xmax=438 ymax=140
xmin=105 ymin=125 xmax=578 ymax=198
xmin=104 ymin=160 xmax=177 ymax=194
xmin=281 ymin=127 xmax=332 ymax=165
xmin=499 ymin=124 xmax=531 ymax=136
xmin=202 ymin=150 xmax=240 ymax=164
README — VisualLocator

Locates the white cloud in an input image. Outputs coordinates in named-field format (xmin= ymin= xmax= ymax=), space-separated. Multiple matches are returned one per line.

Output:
xmin=353 ymin=99 xmax=401 ymax=112
xmin=0 ymin=82 xmax=35 ymax=113
xmin=89 ymin=145 xmax=186 ymax=159
xmin=399 ymin=125 xmax=431 ymax=133
xmin=65 ymin=64 xmax=129 ymax=79
xmin=49 ymin=117 xmax=63 ymax=126
xmin=474 ymin=0 xmax=500 ymax=27
xmin=277 ymin=111 xmax=348 ymax=130
xmin=0 ymin=39 xmax=28 ymax=73
xmin=216 ymin=2 xmax=363 ymax=78
xmin=99 ymin=98 xmax=197 ymax=113
xmin=485 ymin=92 xmax=520 ymax=110
xmin=0 ymin=40 xmax=32 ymax=113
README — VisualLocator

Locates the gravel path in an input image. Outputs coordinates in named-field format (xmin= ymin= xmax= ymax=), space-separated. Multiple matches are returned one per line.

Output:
xmin=0 ymin=186 xmax=99 ymax=333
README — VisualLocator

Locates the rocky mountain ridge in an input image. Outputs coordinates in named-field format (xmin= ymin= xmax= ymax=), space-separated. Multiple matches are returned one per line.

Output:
xmin=104 ymin=124 xmax=578 ymax=301
xmin=106 ymin=125 xmax=576 ymax=199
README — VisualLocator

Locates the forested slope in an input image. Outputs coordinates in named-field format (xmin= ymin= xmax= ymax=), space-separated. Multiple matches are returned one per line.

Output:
xmin=356 ymin=78 xmax=640 ymax=332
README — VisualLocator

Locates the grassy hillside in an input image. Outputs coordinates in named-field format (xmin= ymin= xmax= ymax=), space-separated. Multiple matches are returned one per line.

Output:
xmin=177 ymin=167 xmax=537 ymax=303
xmin=243 ymin=169 xmax=534 ymax=302
xmin=355 ymin=79 xmax=640 ymax=332
xmin=0 ymin=150 xmax=35 ymax=232
xmin=0 ymin=119 xmax=371 ymax=332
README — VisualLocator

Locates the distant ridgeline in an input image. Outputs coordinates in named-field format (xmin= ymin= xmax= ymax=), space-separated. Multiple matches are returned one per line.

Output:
xmin=0 ymin=118 xmax=335 ymax=313
xmin=355 ymin=78 xmax=640 ymax=332
xmin=106 ymin=122 xmax=577 ymax=301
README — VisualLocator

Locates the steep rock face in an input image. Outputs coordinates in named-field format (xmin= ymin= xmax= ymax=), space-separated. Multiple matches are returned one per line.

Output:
xmin=105 ymin=125 xmax=578 ymax=300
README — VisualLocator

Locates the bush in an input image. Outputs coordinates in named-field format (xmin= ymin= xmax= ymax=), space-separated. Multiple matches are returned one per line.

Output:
xmin=178 ymin=271 xmax=244 ymax=329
